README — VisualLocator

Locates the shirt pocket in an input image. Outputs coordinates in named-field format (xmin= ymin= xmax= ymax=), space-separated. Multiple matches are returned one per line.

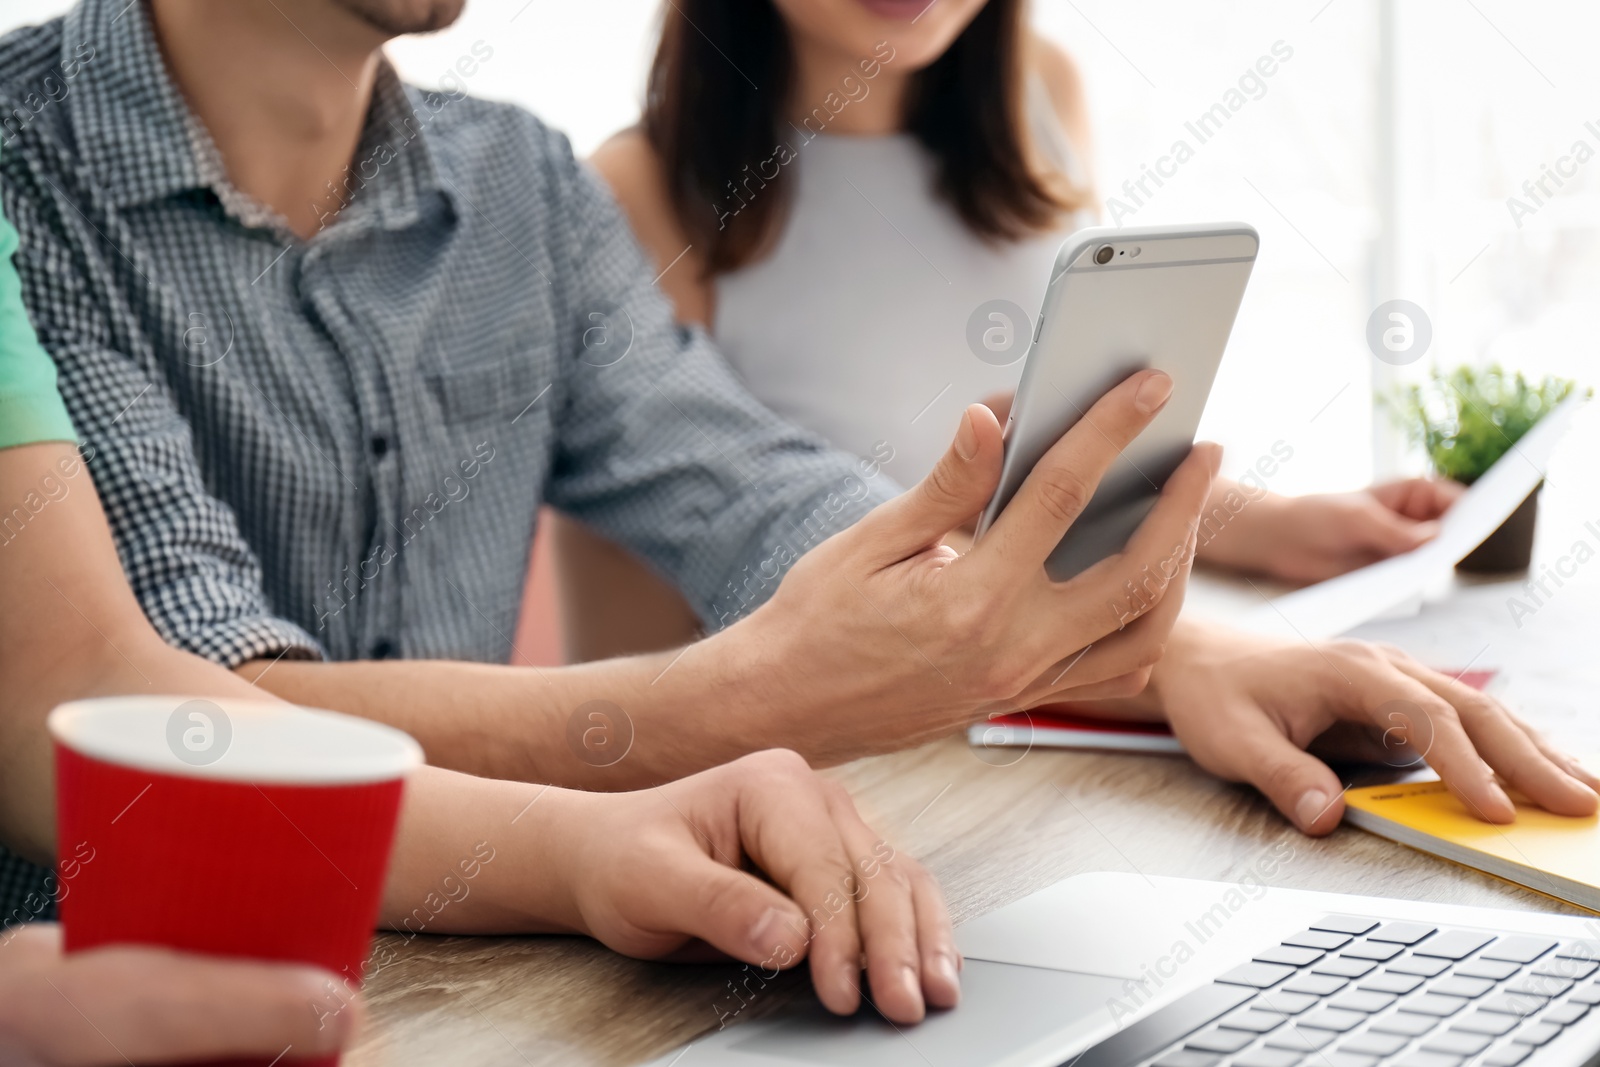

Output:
xmin=423 ymin=339 xmax=552 ymax=425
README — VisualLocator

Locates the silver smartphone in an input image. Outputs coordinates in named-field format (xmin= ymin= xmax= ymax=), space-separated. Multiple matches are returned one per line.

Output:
xmin=974 ymin=222 xmax=1259 ymax=581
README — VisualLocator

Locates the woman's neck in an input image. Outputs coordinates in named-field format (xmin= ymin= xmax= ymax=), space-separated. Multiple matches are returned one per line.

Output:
xmin=785 ymin=36 xmax=911 ymax=137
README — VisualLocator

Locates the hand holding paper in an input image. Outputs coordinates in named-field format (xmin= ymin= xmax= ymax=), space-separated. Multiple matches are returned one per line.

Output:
xmin=1241 ymin=393 xmax=1587 ymax=641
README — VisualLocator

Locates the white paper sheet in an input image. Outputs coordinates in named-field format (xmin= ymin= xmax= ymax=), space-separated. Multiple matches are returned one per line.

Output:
xmin=1236 ymin=393 xmax=1587 ymax=641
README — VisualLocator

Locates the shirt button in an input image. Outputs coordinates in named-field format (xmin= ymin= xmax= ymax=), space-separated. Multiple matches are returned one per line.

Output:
xmin=370 ymin=638 xmax=397 ymax=659
xmin=369 ymin=435 xmax=390 ymax=458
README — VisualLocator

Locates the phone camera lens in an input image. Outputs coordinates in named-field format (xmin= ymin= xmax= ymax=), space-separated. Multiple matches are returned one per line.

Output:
xmin=1094 ymin=245 xmax=1114 ymax=265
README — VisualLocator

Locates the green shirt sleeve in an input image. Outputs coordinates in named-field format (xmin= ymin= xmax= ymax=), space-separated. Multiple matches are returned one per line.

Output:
xmin=0 ymin=192 xmax=75 ymax=449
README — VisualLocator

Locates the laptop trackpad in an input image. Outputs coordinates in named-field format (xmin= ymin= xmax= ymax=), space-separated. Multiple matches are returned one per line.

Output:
xmin=727 ymin=959 xmax=1125 ymax=1066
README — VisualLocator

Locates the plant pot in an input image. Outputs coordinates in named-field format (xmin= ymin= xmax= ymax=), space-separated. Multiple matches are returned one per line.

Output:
xmin=1455 ymin=482 xmax=1541 ymax=574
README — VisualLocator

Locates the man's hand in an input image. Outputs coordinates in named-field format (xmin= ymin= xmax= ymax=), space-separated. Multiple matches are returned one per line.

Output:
xmin=721 ymin=370 xmax=1220 ymax=761
xmin=245 ymin=372 xmax=1213 ymax=789
xmin=1145 ymin=623 xmax=1600 ymax=833
xmin=1199 ymin=477 xmax=1464 ymax=584
xmin=542 ymin=750 xmax=957 ymax=1024
xmin=0 ymin=924 xmax=356 ymax=1066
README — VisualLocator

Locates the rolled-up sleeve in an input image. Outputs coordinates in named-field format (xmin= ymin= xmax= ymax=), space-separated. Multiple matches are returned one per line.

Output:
xmin=539 ymin=133 xmax=900 ymax=630
xmin=2 ymin=153 xmax=322 ymax=667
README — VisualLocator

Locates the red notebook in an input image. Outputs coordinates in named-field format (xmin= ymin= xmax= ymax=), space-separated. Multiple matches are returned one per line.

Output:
xmin=968 ymin=669 xmax=1498 ymax=755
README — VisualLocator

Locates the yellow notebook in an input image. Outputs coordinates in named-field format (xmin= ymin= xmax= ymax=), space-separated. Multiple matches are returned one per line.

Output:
xmin=1343 ymin=777 xmax=1600 ymax=912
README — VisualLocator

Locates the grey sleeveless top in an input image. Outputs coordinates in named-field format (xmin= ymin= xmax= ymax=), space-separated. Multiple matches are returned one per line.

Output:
xmin=713 ymin=74 xmax=1094 ymax=484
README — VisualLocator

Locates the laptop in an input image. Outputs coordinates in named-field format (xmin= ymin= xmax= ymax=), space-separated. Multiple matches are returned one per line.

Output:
xmin=648 ymin=872 xmax=1600 ymax=1067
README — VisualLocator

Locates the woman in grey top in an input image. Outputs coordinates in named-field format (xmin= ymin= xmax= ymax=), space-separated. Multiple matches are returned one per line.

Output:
xmin=554 ymin=0 xmax=1600 ymax=837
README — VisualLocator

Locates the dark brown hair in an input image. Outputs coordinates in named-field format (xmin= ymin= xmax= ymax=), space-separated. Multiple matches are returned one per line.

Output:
xmin=642 ymin=0 xmax=1089 ymax=276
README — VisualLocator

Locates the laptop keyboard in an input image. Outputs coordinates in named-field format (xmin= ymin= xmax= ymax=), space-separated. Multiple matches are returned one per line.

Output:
xmin=1070 ymin=914 xmax=1600 ymax=1067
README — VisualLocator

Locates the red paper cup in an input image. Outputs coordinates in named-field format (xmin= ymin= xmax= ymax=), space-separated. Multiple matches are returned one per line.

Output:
xmin=49 ymin=696 xmax=423 ymax=1067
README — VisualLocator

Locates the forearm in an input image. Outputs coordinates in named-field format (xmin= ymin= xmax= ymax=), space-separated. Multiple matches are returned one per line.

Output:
xmin=237 ymin=626 xmax=781 ymax=790
xmin=1192 ymin=476 xmax=1287 ymax=572
xmin=1 ymin=630 xmax=270 ymax=864
xmin=0 ymin=442 xmax=278 ymax=862
xmin=379 ymin=765 xmax=583 ymax=935
xmin=0 ymin=634 xmax=123 ymax=864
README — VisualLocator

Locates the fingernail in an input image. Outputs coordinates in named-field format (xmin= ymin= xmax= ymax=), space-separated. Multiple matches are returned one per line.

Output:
xmin=901 ymin=964 xmax=926 ymax=1015
xmin=841 ymin=957 xmax=863 ymax=998
xmin=955 ymin=408 xmax=978 ymax=461
xmin=749 ymin=907 xmax=789 ymax=956
xmin=1135 ymin=371 xmax=1174 ymax=414
xmin=1489 ymin=782 xmax=1516 ymax=815
xmin=1295 ymin=789 xmax=1330 ymax=831
xmin=932 ymin=951 xmax=961 ymax=1000
xmin=1566 ymin=757 xmax=1600 ymax=789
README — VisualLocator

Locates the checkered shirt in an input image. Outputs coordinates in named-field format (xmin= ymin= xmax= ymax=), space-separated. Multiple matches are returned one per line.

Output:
xmin=0 ymin=0 xmax=896 ymax=668
xmin=0 ymin=0 xmax=898 ymax=914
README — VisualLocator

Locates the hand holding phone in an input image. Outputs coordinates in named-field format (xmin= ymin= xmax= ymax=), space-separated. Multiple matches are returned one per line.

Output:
xmin=976 ymin=222 xmax=1258 ymax=580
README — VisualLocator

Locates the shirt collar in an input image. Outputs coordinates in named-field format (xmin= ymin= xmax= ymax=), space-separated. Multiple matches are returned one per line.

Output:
xmin=65 ymin=0 xmax=208 ymax=209
xmin=65 ymin=0 xmax=446 ymax=233
xmin=350 ymin=68 xmax=449 ymax=233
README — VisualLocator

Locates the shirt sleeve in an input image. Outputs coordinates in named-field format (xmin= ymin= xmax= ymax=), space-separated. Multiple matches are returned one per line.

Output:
xmin=536 ymin=127 xmax=902 ymax=631
xmin=1 ymin=151 xmax=323 ymax=667
xmin=0 ymin=193 xmax=75 ymax=449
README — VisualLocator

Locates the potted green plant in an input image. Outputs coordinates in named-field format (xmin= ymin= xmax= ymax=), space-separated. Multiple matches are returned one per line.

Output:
xmin=1397 ymin=365 xmax=1584 ymax=573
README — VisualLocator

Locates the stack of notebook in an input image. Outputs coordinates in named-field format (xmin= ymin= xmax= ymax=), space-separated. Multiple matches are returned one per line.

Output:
xmin=1344 ymin=771 xmax=1600 ymax=912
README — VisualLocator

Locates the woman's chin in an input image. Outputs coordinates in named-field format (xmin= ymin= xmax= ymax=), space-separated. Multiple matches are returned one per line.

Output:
xmin=841 ymin=0 xmax=990 ymax=66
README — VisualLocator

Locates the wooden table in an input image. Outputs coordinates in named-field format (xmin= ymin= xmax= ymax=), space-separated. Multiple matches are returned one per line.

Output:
xmin=343 ymin=735 xmax=1585 ymax=1066
xmin=346 ymin=414 xmax=1600 ymax=1066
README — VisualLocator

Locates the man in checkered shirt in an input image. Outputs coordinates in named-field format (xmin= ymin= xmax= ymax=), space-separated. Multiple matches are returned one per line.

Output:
xmin=0 ymin=0 xmax=1216 ymax=799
